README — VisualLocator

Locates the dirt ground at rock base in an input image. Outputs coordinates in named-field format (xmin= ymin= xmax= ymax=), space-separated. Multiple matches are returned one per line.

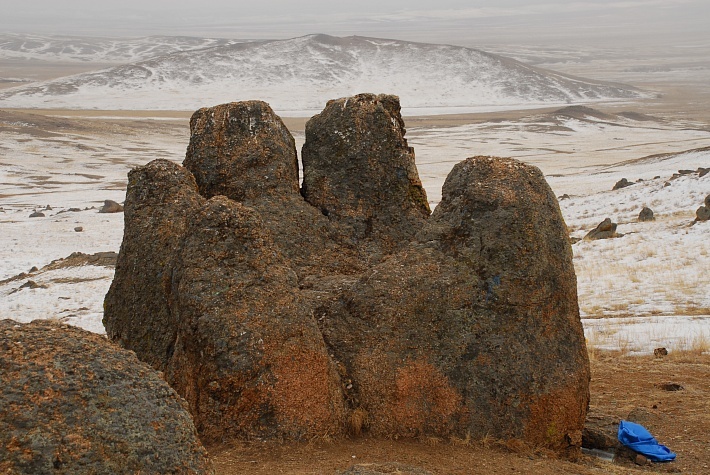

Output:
xmin=208 ymin=353 xmax=710 ymax=475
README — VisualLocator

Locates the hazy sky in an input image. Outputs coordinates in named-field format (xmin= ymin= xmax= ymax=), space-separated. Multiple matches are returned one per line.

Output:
xmin=1 ymin=0 xmax=708 ymax=47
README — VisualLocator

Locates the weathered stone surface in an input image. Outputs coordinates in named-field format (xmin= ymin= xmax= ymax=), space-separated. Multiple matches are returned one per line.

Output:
xmin=165 ymin=196 xmax=346 ymax=442
xmin=104 ymin=159 xmax=205 ymax=370
xmin=105 ymin=96 xmax=588 ymax=455
xmin=638 ymin=206 xmax=655 ymax=222
xmin=584 ymin=218 xmax=619 ymax=240
xmin=0 ymin=319 xmax=212 ymax=475
xmin=184 ymin=100 xmax=360 ymax=276
xmin=302 ymin=93 xmax=430 ymax=255
xmin=184 ymin=101 xmax=299 ymax=202
xmin=696 ymin=205 xmax=710 ymax=221
xmin=705 ymin=194 xmax=710 ymax=207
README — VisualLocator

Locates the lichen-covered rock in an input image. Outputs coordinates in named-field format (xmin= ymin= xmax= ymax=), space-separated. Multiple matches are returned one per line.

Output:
xmin=319 ymin=157 xmax=589 ymax=454
xmin=183 ymin=100 xmax=360 ymax=277
xmin=165 ymin=196 xmax=346 ymax=442
xmin=301 ymin=93 xmax=430 ymax=255
xmin=0 ymin=319 xmax=212 ymax=475
xmin=184 ymin=101 xmax=299 ymax=201
xmin=104 ymin=159 xmax=205 ymax=371
xmin=105 ymin=96 xmax=589 ymax=456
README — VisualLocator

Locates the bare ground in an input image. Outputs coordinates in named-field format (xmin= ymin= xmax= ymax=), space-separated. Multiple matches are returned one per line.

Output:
xmin=208 ymin=353 xmax=710 ymax=475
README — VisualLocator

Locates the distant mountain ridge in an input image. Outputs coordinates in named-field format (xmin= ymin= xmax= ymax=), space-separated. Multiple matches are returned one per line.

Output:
xmin=0 ymin=33 xmax=239 ymax=63
xmin=0 ymin=34 xmax=648 ymax=114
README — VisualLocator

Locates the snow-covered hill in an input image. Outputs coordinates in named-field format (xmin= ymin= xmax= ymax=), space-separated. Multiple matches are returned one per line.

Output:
xmin=0 ymin=33 xmax=238 ymax=63
xmin=0 ymin=34 xmax=648 ymax=114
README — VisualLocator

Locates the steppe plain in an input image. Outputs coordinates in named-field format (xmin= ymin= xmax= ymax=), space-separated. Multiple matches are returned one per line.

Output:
xmin=0 ymin=37 xmax=708 ymax=474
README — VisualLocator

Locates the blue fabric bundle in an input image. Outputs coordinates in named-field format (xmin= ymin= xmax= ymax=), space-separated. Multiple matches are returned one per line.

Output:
xmin=618 ymin=420 xmax=676 ymax=462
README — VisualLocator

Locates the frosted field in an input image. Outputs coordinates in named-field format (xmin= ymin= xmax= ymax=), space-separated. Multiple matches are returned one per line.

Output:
xmin=0 ymin=107 xmax=708 ymax=355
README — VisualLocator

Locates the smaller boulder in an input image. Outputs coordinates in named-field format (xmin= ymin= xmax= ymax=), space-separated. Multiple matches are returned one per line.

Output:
xmin=696 ymin=205 xmax=710 ymax=222
xmin=0 ymin=320 xmax=213 ymax=474
xmin=99 ymin=200 xmax=124 ymax=213
xmin=653 ymin=347 xmax=668 ymax=357
xmin=705 ymin=194 xmax=710 ymax=207
xmin=74 ymin=226 xmax=83 ymax=232
xmin=638 ymin=207 xmax=654 ymax=222
xmin=612 ymin=178 xmax=633 ymax=190
xmin=584 ymin=218 xmax=619 ymax=240
xmin=29 ymin=211 xmax=45 ymax=218
xmin=699 ymin=168 xmax=709 ymax=178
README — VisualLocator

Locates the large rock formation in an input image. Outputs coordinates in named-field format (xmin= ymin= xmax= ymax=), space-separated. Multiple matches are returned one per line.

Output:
xmin=104 ymin=94 xmax=589 ymax=455
xmin=0 ymin=320 xmax=212 ymax=475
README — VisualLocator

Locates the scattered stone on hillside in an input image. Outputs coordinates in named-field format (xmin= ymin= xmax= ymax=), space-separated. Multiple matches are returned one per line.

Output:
xmin=653 ymin=347 xmax=668 ymax=357
xmin=705 ymin=194 xmax=710 ymax=207
xmin=559 ymin=193 xmax=570 ymax=200
xmin=699 ymin=168 xmax=709 ymax=178
xmin=99 ymin=199 xmax=123 ymax=213
xmin=29 ymin=210 xmax=45 ymax=218
xmin=584 ymin=218 xmax=619 ymax=240
xmin=105 ymin=96 xmax=589 ymax=456
xmin=638 ymin=207 xmax=655 ymax=222
xmin=612 ymin=178 xmax=633 ymax=190
xmin=29 ymin=266 xmax=38 ymax=273
xmin=696 ymin=205 xmax=710 ymax=222
xmin=0 ymin=320 xmax=213 ymax=475
xmin=69 ymin=207 xmax=81 ymax=212
xmin=678 ymin=169 xmax=694 ymax=175
xmin=74 ymin=226 xmax=83 ymax=232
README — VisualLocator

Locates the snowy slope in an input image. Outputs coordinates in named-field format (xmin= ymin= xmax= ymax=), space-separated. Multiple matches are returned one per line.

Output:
xmin=0 ymin=33 xmax=239 ymax=63
xmin=0 ymin=34 xmax=648 ymax=113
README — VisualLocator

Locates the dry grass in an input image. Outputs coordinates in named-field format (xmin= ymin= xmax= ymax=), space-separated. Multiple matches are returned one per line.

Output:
xmin=349 ymin=408 xmax=369 ymax=437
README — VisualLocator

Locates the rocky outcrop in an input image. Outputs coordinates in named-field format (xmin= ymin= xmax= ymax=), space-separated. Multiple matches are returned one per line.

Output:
xmin=638 ymin=207 xmax=655 ymax=222
xmin=584 ymin=218 xmax=619 ymax=240
xmin=104 ymin=95 xmax=589 ymax=455
xmin=0 ymin=320 xmax=212 ymax=475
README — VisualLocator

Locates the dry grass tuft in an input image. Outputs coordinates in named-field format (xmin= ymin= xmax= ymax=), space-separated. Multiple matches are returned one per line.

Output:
xmin=349 ymin=407 xmax=369 ymax=437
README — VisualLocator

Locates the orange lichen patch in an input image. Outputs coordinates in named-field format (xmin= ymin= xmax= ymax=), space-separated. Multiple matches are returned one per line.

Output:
xmin=523 ymin=383 xmax=589 ymax=455
xmin=387 ymin=359 xmax=464 ymax=438
xmin=269 ymin=345 xmax=345 ymax=438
